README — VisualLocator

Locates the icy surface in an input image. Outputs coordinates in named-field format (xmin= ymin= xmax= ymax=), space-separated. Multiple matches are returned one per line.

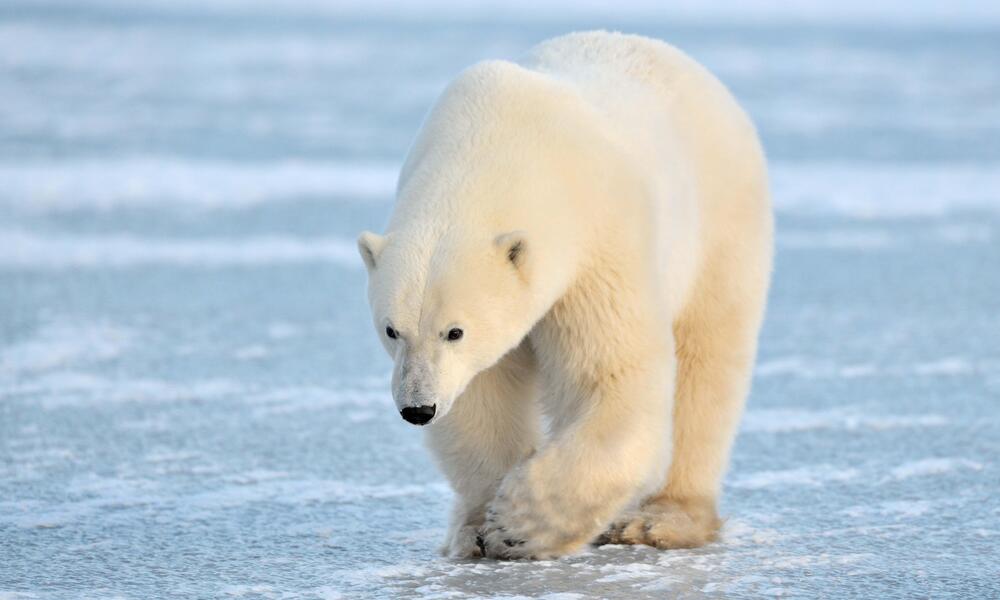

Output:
xmin=2 ymin=2 xmax=999 ymax=598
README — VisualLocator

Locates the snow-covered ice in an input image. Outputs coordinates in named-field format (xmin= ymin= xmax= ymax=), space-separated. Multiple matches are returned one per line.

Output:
xmin=1 ymin=1 xmax=999 ymax=598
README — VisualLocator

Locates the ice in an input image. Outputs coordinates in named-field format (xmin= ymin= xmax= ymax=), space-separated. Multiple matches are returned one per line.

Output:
xmin=2 ymin=1 xmax=999 ymax=598
xmin=17 ymin=0 xmax=1000 ymax=26
xmin=0 ymin=159 xmax=397 ymax=213
xmin=890 ymin=459 xmax=984 ymax=480
xmin=770 ymin=163 xmax=1000 ymax=218
xmin=0 ymin=321 xmax=132 ymax=375
xmin=741 ymin=409 xmax=949 ymax=433
xmin=729 ymin=465 xmax=860 ymax=489
xmin=0 ymin=230 xmax=359 ymax=270
xmin=912 ymin=358 xmax=974 ymax=376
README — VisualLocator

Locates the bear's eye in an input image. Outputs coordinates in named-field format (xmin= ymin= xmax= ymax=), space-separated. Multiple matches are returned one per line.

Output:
xmin=385 ymin=326 xmax=398 ymax=340
xmin=446 ymin=328 xmax=463 ymax=342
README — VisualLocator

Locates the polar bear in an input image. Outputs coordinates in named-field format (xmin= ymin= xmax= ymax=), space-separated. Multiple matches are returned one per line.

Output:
xmin=358 ymin=31 xmax=772 ymax=559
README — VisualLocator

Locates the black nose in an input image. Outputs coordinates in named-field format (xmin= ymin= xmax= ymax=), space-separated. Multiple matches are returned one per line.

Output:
xmin=400 ymin=405 xmax=436 ymax=425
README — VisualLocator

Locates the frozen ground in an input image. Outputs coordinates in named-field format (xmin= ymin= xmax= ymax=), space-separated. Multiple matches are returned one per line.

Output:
xmin=2 ymin=2 xmax=999 ymax=598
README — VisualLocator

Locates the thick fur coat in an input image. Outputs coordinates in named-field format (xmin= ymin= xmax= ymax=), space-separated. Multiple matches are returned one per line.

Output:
xmin=358 ymin=31 xmax=773 ymax=559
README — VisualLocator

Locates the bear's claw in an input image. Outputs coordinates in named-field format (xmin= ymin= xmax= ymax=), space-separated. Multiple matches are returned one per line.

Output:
xmin=478 ymin=521 xmax=535 ymax=559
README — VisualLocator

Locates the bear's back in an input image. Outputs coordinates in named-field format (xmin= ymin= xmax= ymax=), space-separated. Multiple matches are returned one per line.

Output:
xmin=524 ymin=31 xmax=707 ymax=94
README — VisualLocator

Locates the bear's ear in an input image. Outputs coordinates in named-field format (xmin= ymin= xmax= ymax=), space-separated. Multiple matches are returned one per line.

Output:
xmin=357 ymin=231 xmax=387 ymax=272
xmin=494 ymin=231 xmax=528 ymax=273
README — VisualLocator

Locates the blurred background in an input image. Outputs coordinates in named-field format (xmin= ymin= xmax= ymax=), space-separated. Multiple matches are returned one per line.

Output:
xmin=1 ymin=1 xmax=998 ymax=598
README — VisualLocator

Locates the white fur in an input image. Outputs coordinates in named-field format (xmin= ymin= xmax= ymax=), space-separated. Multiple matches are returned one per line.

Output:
xmin=359 ymin=31 xmax=773 ymax=559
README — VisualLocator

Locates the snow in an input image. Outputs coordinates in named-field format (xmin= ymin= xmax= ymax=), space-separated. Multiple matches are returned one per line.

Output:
xmin=1 ymin=1 xmax=999 ymax=598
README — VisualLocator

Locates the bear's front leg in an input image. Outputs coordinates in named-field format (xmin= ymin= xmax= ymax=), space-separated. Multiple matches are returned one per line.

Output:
xmin=479 ymin=354 xmax=673 ymax=559
xmin=425 ymin=340 xmax=540 ymax=559
xmin=442 ymin=500 xmax=489 ymax=558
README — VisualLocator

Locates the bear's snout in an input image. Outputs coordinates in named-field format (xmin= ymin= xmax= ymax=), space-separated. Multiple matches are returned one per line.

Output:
xmin=400 ymin=404 xmax=436 ymax=426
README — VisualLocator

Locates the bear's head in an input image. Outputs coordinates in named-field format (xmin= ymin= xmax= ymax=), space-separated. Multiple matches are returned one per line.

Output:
xmin=357 ymin=227 xmax=535 ymax=426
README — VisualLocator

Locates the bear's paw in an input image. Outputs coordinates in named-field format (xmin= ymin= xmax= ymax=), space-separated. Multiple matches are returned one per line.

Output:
xmin=596 ymin=498 xmax=721 ymax=550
